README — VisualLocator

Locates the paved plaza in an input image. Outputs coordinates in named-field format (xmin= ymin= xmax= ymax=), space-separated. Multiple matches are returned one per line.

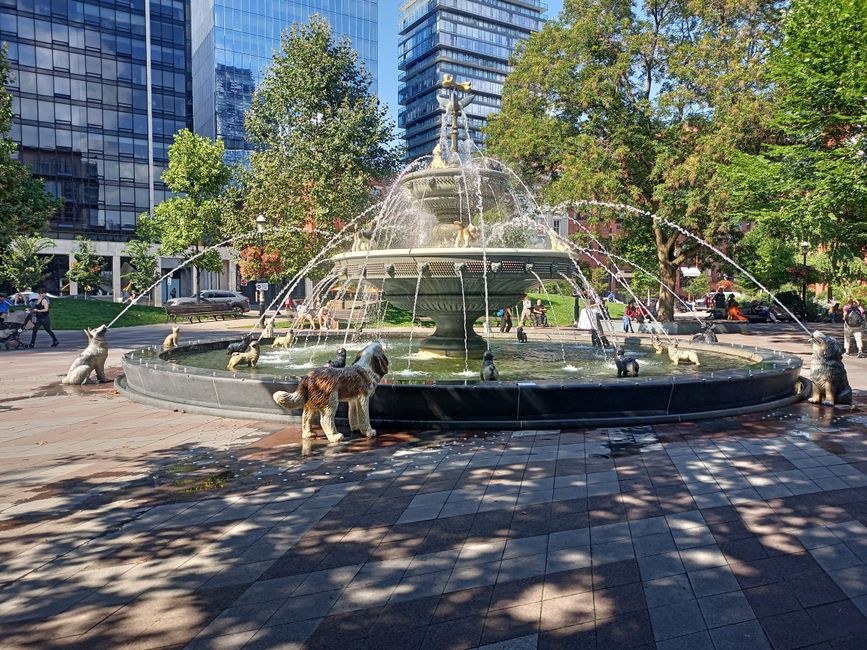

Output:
xmin=2 ymin=322 xmax=867 ymax=649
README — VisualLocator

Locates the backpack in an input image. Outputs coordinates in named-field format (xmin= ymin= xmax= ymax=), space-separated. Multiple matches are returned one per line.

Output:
xmin=846 ymin=308 xmax=864 ymax=328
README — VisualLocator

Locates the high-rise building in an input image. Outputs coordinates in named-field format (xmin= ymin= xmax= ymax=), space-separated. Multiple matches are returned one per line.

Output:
xmin=398 ymin=0 xmax=545 ymax=161
xmin=0 ymin=0 xmax=194 ymax=300
xmin=191 ymin=1 xmax=378 ymax=163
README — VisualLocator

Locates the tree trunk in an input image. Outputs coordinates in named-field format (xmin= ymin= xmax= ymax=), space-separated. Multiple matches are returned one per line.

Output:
xmin=654 ymin=226 xmax=678 ymax=322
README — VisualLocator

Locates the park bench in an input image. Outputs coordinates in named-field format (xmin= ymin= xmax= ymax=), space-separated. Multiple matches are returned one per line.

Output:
xmin=165 ymin=302 xmax=238 ymax=323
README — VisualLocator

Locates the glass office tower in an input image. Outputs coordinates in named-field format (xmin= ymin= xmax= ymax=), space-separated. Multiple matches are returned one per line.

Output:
xmin=0 ymin=0 xmax=192 ymax=239
xmin=192 ymin=1 xmax=378 ymax=163
xmin=399 ymin=0 xmax=545 ymax=161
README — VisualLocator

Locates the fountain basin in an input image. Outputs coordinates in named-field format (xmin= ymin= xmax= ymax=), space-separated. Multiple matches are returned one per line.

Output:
xmin=332 ymin=248 xmax=573 ymax=356
xmin=118 ymin=337 xmax=804 ymax=429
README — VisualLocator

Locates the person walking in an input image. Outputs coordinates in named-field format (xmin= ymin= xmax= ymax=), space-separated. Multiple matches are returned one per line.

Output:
xmin=498 ymin=307 xmax=513 ymax=333
xmin=842 ymin=298 xmax=864 ymax=357
xmin=519 ymin=295 xmax=533 ymax=327
xmin=623 ymin=300 xmax=637 ymax=332
xmin=28 ymin=288 xmax=59 ymax=348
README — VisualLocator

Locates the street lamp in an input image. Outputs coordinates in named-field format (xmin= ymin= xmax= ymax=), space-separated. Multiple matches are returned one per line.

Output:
xmin=800 ymin=240 xmax=809 ymax=318
xmin=256 ymin=214 xmax=267 ymax=321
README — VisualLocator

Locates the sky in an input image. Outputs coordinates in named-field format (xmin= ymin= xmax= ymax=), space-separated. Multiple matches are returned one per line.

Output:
xmin=376 ymin=0 xmax=565 ymax=133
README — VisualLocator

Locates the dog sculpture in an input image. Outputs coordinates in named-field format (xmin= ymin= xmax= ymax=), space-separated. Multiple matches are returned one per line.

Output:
xmin=516 ymin=326 xmax=528 ymax=343
xmin=162 ymin=325 xmax=179 ymax=351
xmin=548 ymin=228 xmax=572 ymax=253
xmin=809 ymin=330 xmax=852 ymax=405
xmin=272 ymin=341 xmax=389 ymax=443
xmin=453 ymin=221 xmax=479 ymax=248
xmin=272 ymin=330 xmax=295 ymax=349
xmin=481 ymin=350 xmax=500 ymax=381
xmin=652 ymin=337 xmax=700 ymax=366
xmin=614 ymin=346 xmax=640 ymax=377
xmin=262 ymin=321 xmax=274 ymax=338
xmin=227 ymin=340 xmax=260 ymax=370
xmin=226 ymin=333 xmax=252 ymax=355
xmin=62 ymin=325 xmax=109 ymax=385
xmin=691 ymin=321 xmax=718 ymax=344
xmin=351 ymin=228 xmax=375 ymax=252
xmin=327 ymin=347 xmax=347 ymax=368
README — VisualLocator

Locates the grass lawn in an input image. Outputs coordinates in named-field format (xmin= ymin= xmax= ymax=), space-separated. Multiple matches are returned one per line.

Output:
xmin=34 ymin=298 xmax=169 ymax=330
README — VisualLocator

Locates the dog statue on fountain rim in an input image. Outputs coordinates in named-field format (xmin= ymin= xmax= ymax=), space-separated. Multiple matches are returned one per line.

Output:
xmin=162 ymin=325 xmax=180 ymax=351
xmin=453 ymin=221 xmax=479 ymax=248
xmin=272 ymin=341 xmax=389 ymax=443
xmin=227 ymin=340 xmax=260 ymax=370
xmin=62 ymin=324 xmax=109 ymax=385
xmin=809 ymin=330 xmax=852 ymax=405
xmin=351 ymin=227 xmax=375 ymax=252
xmin=272 ymin=330 xmax=295 ymax=349
xmin=652 ymin=336 xmax=701 ymax=366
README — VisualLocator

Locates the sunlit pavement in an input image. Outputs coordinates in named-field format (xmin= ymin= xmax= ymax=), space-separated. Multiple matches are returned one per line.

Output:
xmin=1 ymin=322 xmax=866 ymax=648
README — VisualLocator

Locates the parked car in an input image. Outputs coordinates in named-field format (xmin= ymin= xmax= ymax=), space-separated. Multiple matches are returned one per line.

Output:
xmin=164 ymin=290 xmax=250 ymax=314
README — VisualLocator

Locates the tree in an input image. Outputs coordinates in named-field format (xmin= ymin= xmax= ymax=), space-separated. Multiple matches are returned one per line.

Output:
xmin=733 ymin=223 xmax=797 ymax=292
xmin=723 ymin=0 xmax=867 ymax=299
xmin=685 ymin=274 xmax=710 ymax=300
xmin=0 ymin=235 xmax=53 ymax=291
xmin=66 ymin=237 xmax=104 ymax=298
xmin=229 ymin=16 xmax=400 ymax=280
xmin=0 ymin=45 xmax=61 ymax=252
xmin=137 ymin=130 xmax=232 ymax=297
xmin=486 ymin=0 xmax=782 ymax=320
xmin=123 ymin=239 xmax=160 ymax=298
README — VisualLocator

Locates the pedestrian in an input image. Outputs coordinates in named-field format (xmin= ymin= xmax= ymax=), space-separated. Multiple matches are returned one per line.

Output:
xmin=28 ymin=288 xmax=59 ymax=348
xmin=623 ymin=299 xmax=637 ymax=332
xmin=499 ymin=307 xmax=513 ymax=333
xmin=532 ymin=299 xmax=548 ymax=327
xmin=713 ymin=287 xmax=726 ymax=312
xmin=519 ymin=295 xmax=533 ymax=327
xmin=842 ymin=298 xmax=864 ymax=357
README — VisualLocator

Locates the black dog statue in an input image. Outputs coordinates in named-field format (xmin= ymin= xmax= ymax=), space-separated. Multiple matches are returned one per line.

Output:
xmin=614 ymin=346 xmax=640 ymax=378
xmin=809 ymin=331 xmax=852 ymax=405
xmin=226 ymin=333 xmax=253 ymax=355
xmin=326 ymin=347 xmax=347 ymax=368
xmin=516 ymin=327 xmax=528 ymax=343
xmin=481 ymin=350 xmax=500 ymax=381
xmin=691 ymin=320 xmax=718 ymax=344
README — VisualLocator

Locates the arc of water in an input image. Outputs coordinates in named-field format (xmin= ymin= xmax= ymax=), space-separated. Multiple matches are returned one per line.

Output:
xmin=528 ymin=270 xmax=568 ymax=365
xmin=405 ymin=271 xmax=424 ymax=370
xmin=457 ymin=267 xmax=470 ymax=373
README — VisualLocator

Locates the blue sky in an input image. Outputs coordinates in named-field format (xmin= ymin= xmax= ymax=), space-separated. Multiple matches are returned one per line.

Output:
xmin=377 ymin=0 xmax=564 ymax=131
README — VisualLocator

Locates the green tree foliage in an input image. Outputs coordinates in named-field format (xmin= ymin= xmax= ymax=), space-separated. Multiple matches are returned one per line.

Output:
xmin=231 ymin=17 xmax=400 ymax=279
xmin=723 ymin=0 xmax=867 ymax=298
xmin=0 ymin=235 xmax=53 ymax=291
xmin=733 ymin=223 xmax=797 ymax=292
xmin=137 ymin=130 xmax=232 ymax=293
xmin=486 ymin=0 xmax=781 ymax=320
xmin=685 ymin=274 xmax=710 ymax=300
xmin=0 ymin=45 xmax=61 ymax=252
xmin=66 ymin=237 xmax=104 ymax=298
xmin=123 ymin=239 xmax=160 ymax=296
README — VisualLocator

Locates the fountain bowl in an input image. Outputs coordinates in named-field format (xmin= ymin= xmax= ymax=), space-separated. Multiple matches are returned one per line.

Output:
xmin=118 ymin=336 xmax=805 ymax=429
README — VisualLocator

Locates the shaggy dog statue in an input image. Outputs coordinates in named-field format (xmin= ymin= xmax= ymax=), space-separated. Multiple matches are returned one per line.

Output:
xmin=272 ymin=330 xmax=295 ymax=349
xmin=227 ymin=340 xmax=260 ymax=370
xmin=272 ymin=341 xmax=389 ymax=443
xmin=516 ymin=326 xmax=528 ymax=343
xmin=453 ymin=221 xmax=479 ymax=248
xmin=62 ymin=325 xmax=109 ymax=385
xmin=261 ymin=322 xmax=274 ymax=338
xmin=809 ymin=330 xmax=852 ymax=405
xmin=162 ymin=325 xmax=180 ymax=351
xmin=226 ymin=333 xmax=252 ymax=355
xmin=691 ymin=321 xmax=718 ymax=344
xmin=652 ymin=337 xmax=700 ymax=366
xmin=351 ymin=228 xmax=375 ymax=252
xmin=481 ymin=350 xmax=500 ymax=381
xmin=614 ymin=346 xmax=640 ymax=377
xmin=327 ymin=347 xmax=347 ymax=368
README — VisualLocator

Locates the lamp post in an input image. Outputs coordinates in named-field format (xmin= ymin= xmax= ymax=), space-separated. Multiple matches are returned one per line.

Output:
xmin=256 ymin=214 xmax=267 ymax=321
xmin=800 ymin=240 xmax=809 ymax=318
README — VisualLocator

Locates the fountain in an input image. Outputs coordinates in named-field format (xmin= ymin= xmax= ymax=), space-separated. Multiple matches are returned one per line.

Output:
xmin=116 ymin=75 xmax=809 ymax=429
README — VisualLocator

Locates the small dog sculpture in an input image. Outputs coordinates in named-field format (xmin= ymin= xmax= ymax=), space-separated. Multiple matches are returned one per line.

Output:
xmin=272 ymin=330 xmax=295 ymax=349
xmin=516 ymin=327 xmax=528 ymax=343
xmin=327 ymin=347 xmax=347 ymax=368
xmin=614 ymin=346 xmax=640 ymax=377
xmin=226 ymin=333 xmax=252 ymax=355
xmin=481 ymin=350 xmax=500 ymax=381
xmin=653 ymin=337 xmax=700 ymax=366
xmin=453 ymin=221 xmax=479 ymax=248
xmin=272 ymin=341 xmax=389 ymax=442
xmin=62 ymin=325 xmax=109 ymax=385
xmin=691 ymin=321 xmax=718 ymax=344
xmin=548 ymin=228 xmax=572 ymax=253
xmin=227 ymin=340 xmax=260 ymax=370
xmin=262 ymin=322 xmax=274 ymax=338
xmin=162 ymin=326 xmax=180 ymax=351
xmin=351 ymin=228 xmax=375 ymax=252
xmin=809 ymin=330 xmax=852 ymax=405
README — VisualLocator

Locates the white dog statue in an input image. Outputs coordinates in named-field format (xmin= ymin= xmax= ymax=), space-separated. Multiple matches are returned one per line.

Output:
xmin=62 ymin=325 xmax=109 ymax=385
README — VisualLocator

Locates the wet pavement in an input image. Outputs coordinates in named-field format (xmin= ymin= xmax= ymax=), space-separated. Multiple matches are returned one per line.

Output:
xmin=1 ymin=321 xmax=866 ymax=649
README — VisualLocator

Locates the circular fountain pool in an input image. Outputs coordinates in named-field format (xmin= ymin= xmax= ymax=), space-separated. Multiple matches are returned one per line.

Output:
xmin=118 ymin=334 xmax=805 ymax=429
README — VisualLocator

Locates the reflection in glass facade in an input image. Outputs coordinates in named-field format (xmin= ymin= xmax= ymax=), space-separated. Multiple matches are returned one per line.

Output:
xmin=192 ymin=1 xmax=378 ymax=163
xmin=0 ymin=0 xmax=192 ymax=239
xmin=399 ymin=0 xmax=545 ymax=161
